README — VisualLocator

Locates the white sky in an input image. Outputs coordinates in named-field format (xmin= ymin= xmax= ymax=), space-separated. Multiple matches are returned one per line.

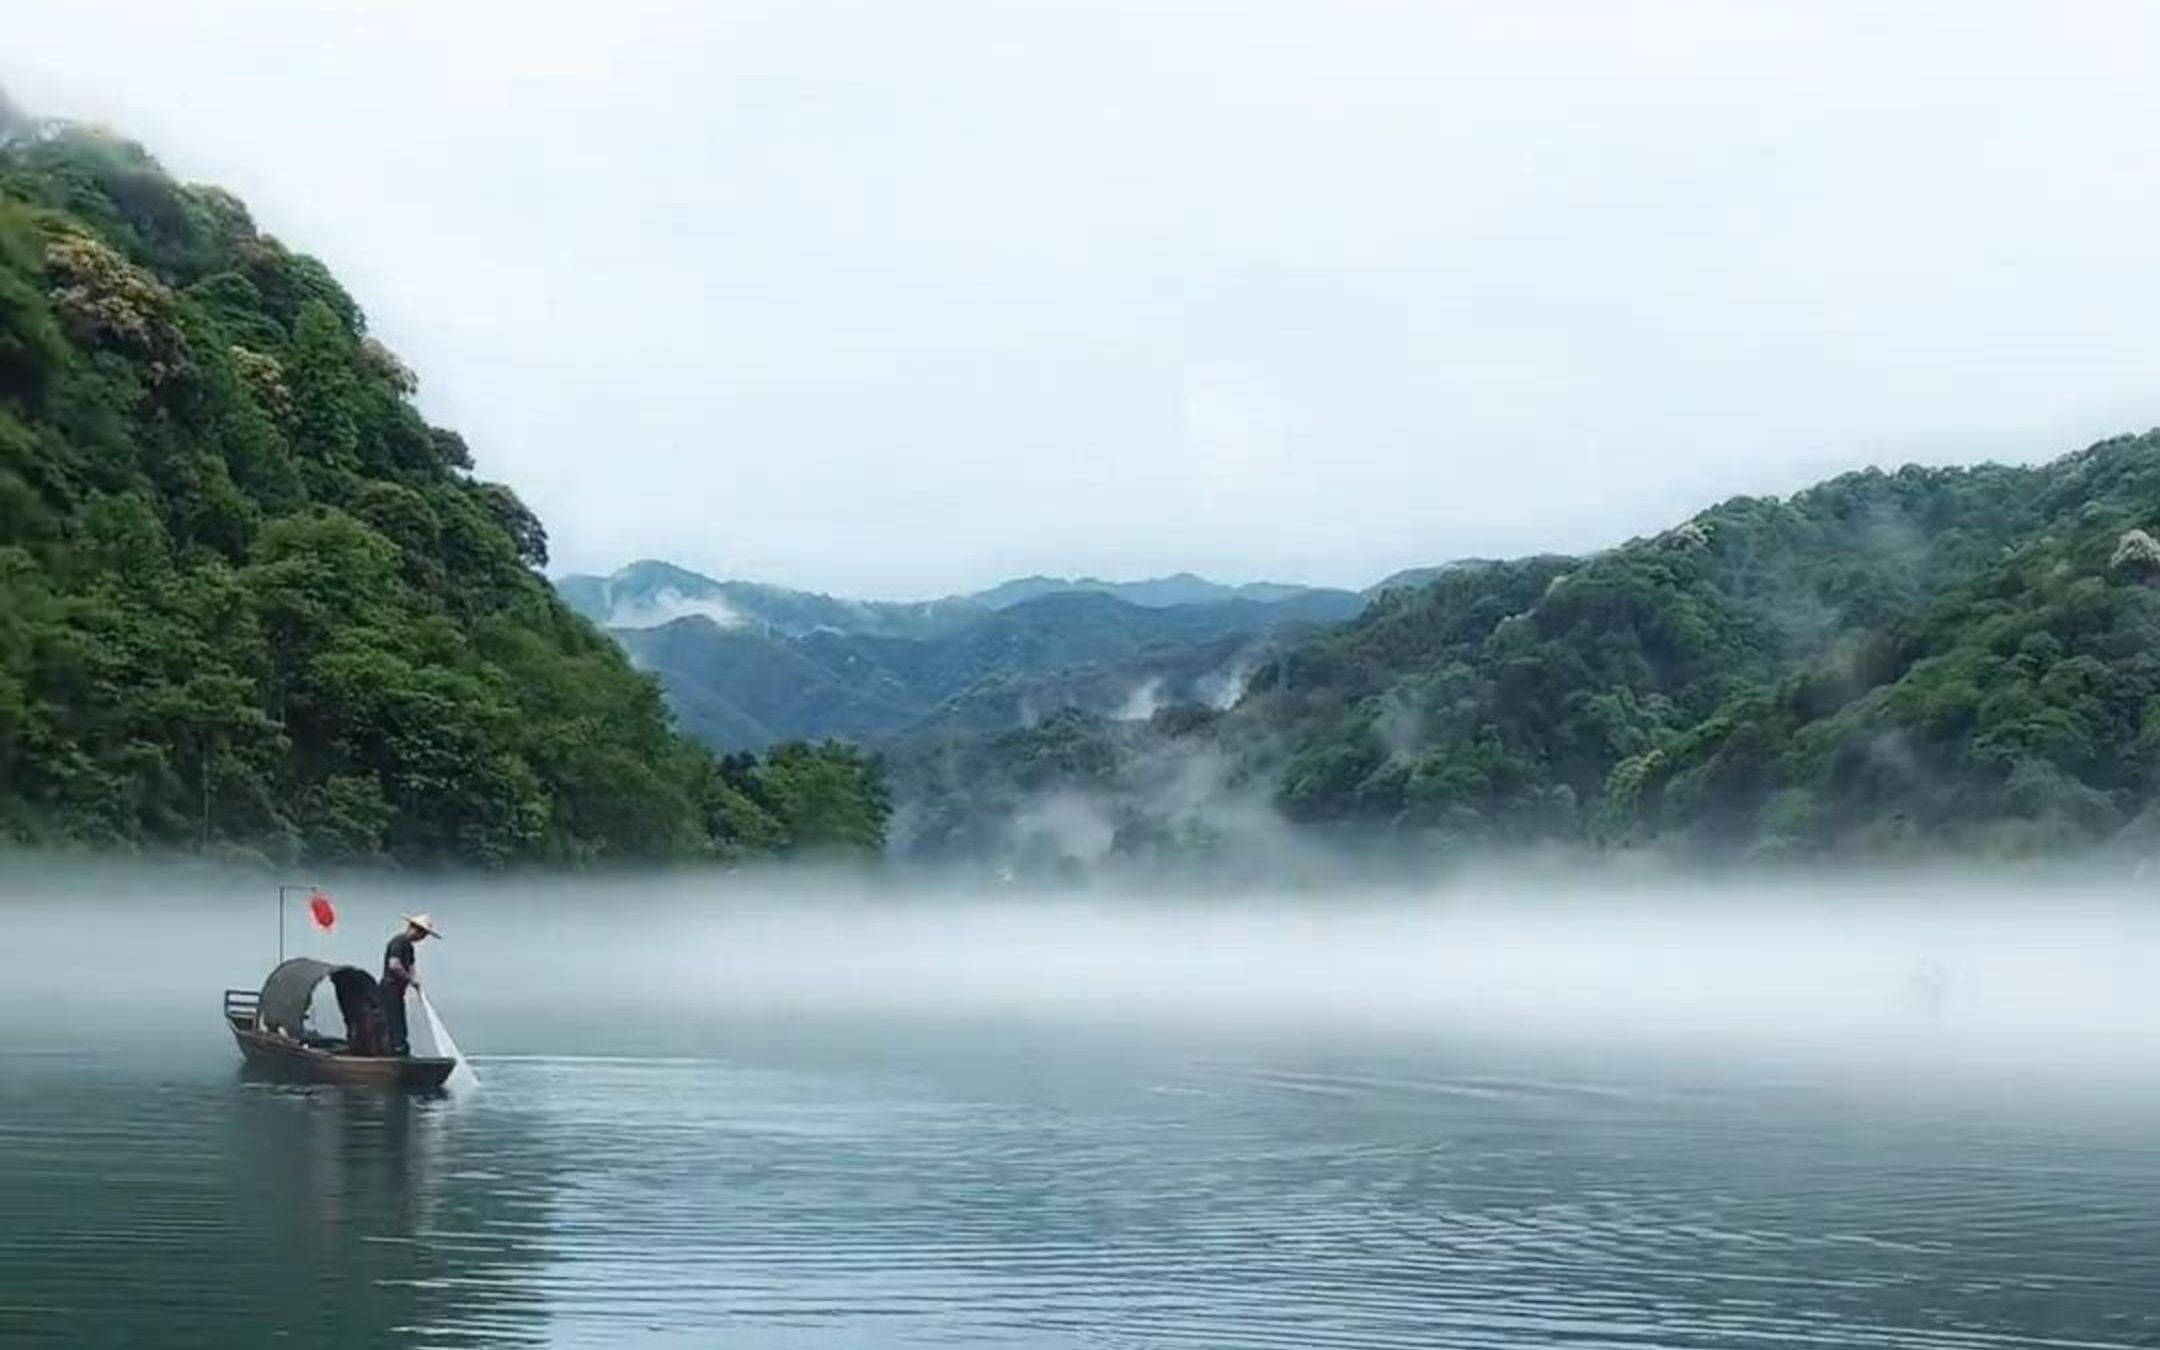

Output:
xmin=11 ymin=1 xmax=2160 ymax=598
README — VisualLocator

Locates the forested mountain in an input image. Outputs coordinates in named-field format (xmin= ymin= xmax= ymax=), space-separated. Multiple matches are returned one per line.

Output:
xmin=1604 ymin=438 xmax=2160 ymax=857
xmin=11 ymin=104 xmax=2154 ymax=876
xmin=1255 ymin=459 xmax=2056 ymax=840
xmin=560 ymin=561 xmax=1361 ymax=751
xmin=901 ymin=441 xmax=2160 ymax=870
xmin=560 ymin=439 xmax=2160 ymax=872
xmin=0 ymin=112 xmax=885 ymax=865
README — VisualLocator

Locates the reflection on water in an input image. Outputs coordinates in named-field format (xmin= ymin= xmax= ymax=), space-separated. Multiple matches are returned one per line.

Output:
xmin=0 ymin=1045 xmax=557 ymax=1348
xmin=3 ymin=1005 xmax=2160 ymax=1349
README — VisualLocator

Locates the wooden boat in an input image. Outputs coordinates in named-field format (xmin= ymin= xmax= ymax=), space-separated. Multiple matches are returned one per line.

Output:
xmin=223 ymin=957 xmax=457 ymax=1089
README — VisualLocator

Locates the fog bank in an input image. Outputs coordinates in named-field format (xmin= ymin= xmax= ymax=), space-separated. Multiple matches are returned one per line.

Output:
xmin=5 ymin=859 xmax=2156 ymax=1089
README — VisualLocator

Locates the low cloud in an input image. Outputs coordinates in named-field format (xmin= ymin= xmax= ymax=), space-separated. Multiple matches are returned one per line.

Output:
xmin=609 ymin=587 xmax=747 ymax=631
xmin=1113 ymin=678 xmax=1167 ymax=722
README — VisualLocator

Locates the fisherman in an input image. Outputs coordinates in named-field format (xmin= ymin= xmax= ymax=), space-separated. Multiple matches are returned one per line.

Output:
xmin=379 ymin=913 xmax=439 ymax=1056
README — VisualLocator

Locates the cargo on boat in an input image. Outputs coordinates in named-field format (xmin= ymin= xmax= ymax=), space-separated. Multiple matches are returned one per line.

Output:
xmin=222 ymin=957 xmax=456 ymax=1090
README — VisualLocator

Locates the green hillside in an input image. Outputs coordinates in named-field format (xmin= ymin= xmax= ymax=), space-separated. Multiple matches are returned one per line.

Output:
xmin=1254 ymin=442 xmax=2160 ymax=859
xmin=12 ymin=106 xmax=2146 ymax=874
xmin=1256 ymin=460 xmax=2053 ymax=834
xmin=0 ymin=116 xmax=883 ymax=865
xmin=1608 ymin=437 xmax=2160 ymax=857
xmin=899 ymin=443 xmax=2160 ymax=870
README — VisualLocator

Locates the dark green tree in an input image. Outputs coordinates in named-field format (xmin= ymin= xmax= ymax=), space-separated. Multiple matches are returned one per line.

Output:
xmin=0 ymin=110 xmax=888 ymax=867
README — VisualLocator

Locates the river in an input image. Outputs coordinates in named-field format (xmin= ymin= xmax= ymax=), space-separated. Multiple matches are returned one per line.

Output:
xmin=2 ymin=869 xmax=2158 ymax=1347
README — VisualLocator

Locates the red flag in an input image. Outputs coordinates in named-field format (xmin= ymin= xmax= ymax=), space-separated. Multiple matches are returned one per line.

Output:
xmin=308 ymin=889 xmax=336 ymax=931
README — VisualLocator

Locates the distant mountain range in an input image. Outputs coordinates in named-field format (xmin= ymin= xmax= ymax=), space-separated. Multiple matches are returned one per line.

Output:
xmin=554 ymin=562 xmax=1366 ymax=750
xmin=972 ymin=572 xmax=1329 ymax=610
xmin=554 ymin=560 xmax=986 ymax=641
xmin=559 ymin=562 xmax=1354 ymax=634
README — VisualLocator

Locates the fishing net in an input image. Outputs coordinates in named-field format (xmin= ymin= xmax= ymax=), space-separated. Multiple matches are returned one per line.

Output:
xmin=419 ymin=991 xmax=480 ymax=1094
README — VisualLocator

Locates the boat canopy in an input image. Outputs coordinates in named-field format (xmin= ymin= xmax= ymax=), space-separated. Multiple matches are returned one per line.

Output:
xmin=257 ymin=957 xmax=380 ymax=1043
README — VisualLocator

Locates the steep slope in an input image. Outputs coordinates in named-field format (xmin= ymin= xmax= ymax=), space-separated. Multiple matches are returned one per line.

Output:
xmin=0 ymin=115 xmax=884 ymax=864
xmin=1612 ymin=434 xmax=2160 ymax=857
xmin=894 ymin=447 xmax=2151 ymax=871
xmin=1253 ymin=459 xmax=2057 ymax=841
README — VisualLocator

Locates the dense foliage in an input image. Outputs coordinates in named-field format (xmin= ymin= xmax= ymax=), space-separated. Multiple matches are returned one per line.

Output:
xmin=1243 ymin=444 xmax=2160 ymax=859
xmin=886 ymin=443 xmax=2160 ymax=871
xmin=1609 ymin=439 xmax=2160 ymax=858
xmin=0 ymin=117 xmax=885 ymax=865
xmin=1252 ymin=464 xmax=2042 ymax=831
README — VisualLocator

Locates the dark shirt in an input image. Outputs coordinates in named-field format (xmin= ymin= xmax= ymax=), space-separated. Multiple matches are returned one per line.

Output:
xmin=382 ymin=932 xmax=417 ymax=991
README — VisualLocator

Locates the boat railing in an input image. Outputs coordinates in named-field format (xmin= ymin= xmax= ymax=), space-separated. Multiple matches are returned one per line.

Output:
xmin=222 ymin=987 xmax=261 ymax=1031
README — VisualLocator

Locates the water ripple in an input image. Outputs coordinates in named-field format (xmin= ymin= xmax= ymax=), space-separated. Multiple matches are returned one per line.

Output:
xmin=3 ymin=1030 xmax=2159 ymax=1348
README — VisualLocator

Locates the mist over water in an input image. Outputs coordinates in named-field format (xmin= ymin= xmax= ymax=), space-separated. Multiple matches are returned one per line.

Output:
xmin=17 ymin=858 xmax=2160 ymax=1068
xmin=5 ymin=858 xmax=2160 ymax=1347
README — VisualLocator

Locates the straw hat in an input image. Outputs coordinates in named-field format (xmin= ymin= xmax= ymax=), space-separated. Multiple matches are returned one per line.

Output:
xmin=401 ymin=913 xmax=442 ymax=939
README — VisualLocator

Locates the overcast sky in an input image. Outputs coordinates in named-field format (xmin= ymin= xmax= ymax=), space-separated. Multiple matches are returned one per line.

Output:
xmin=12 ymin=2 xmax=2160 ymax=598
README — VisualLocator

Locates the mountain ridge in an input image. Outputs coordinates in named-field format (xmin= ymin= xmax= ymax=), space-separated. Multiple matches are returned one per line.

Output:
xmin=557 ymin=559 xmax=1360 ymax=633
xmin=560 ymin=562 xmax=1362 ymax=752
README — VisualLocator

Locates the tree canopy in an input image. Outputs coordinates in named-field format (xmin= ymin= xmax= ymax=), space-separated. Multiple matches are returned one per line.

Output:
xmin=0 ymin=117 xmax=886 ymax=866
xmin=1239 ymin=443 xmax=2160 ymax=860
xmin=887 ymin=441 xmax=2160 ymax=870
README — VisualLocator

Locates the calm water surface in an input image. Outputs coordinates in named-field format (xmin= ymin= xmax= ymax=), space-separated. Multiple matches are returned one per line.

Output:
xmin=3 ymin=999 xmax=2157 ymax=1350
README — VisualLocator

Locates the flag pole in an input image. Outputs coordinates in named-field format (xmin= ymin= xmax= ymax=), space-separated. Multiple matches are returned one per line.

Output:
xmin=276 ymin=884 xmax=316 ymax=963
